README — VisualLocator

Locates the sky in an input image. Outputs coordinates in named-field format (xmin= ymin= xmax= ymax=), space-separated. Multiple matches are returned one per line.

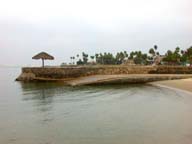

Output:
xmin=0 ymin=0 xmax=191 ymax=66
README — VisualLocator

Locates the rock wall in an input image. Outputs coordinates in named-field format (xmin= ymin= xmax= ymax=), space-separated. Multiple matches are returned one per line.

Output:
xmin=19 ymin=66 xmax=155 ymax=79
xmin=150 ymin=66 xmax=192 ymax=74
xmin=16 ymin=65 xmax=192 ymax=81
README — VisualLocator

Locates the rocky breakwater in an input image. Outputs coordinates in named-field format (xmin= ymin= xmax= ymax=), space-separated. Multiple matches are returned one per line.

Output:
xmin=16 ymin=66 xmax=156 ymax=82
xmin=16 ymin=66 xmax=192 ymax=85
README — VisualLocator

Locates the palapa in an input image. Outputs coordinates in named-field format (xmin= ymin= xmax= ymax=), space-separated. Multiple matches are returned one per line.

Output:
xmin=32 ymin=52 xmax=54 ymax=67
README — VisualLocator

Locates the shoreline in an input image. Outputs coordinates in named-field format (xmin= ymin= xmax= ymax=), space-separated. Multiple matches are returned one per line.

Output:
xmin=150 ymin=78 xmax=192 ymax=94
xmin=67 ymin=74 xmax=192 ymax=86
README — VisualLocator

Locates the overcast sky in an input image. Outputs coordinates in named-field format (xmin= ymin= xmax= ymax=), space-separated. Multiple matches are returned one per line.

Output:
xmin=0 ymin=0 xmax=191 ymax=66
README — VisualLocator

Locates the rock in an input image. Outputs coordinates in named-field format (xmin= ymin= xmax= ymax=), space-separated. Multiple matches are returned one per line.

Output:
xmin=16 ymin=72 xmax=36 ymax=81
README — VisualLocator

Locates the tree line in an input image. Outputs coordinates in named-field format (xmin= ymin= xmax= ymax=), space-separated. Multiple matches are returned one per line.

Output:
xmin=66 ymin=45 xmax=192 ymax=66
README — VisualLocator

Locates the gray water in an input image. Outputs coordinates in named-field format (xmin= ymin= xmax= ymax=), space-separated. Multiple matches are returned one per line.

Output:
xmin=1 ymin=67 xmax=192 ymax=144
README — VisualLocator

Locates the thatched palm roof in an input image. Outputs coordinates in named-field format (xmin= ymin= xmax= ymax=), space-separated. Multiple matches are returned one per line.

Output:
xmin=32 ymin=52 xmax=54 ymax=60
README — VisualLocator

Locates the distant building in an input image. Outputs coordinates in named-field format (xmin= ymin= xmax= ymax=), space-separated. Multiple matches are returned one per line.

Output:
xmin=153 ymin=55 xmax=165 ymax=65
xmin=147 ymin=55 xmax=165 ymax=66
xmin=122 ymin=59 xmax=136 ymax=65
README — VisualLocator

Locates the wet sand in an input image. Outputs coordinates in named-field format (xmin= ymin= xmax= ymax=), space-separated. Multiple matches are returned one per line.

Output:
xmin=151 ymin=78 xmax=192 ymax=93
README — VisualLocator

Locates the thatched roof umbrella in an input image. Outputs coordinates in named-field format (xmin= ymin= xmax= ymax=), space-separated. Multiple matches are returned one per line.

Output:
xmin=32 ymin=52 xmax=54 ymax=67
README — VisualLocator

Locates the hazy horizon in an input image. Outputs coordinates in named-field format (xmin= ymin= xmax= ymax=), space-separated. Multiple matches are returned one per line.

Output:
xmin=0 ymin=0 xmax=191 ymax=66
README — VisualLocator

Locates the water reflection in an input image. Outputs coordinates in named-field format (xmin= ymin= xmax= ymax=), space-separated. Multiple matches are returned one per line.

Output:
xmin=20 ymin=82 xmax=148 ymax=101
xmin=19 ymin=82 xmax=62 ymax=124
xmin=15 ymin=82 xmax=192 ymax=144
xmin=20 ymin=82 xmax=186 ymax=105
xmin=3 ymin=68 xmax=192 ymax=144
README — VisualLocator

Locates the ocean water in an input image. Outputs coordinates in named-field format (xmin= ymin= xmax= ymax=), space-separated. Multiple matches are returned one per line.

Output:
xmin=1 ymin=67 xmax=192 ymax=144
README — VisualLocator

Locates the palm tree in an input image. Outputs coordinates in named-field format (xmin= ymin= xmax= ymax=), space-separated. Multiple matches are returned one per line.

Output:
xmin=72 ymin=56 xmax=75 ymax=64
xmin=70 ymin=57 xmax=73 ymax=64
xmin=124 ymin=51 xmax=128 ymax=58
xmin=95 ymin=53 xmax=99 ymax=63
xmin=149 ymin=48 xmax=155 ymax=56
xmin=82 ymin=52 xmax=88 ymax=64
xmin=154 ymin=45 xmax=158 ymax=50
xmin=90 ymin=56 xmax=95 ymax=60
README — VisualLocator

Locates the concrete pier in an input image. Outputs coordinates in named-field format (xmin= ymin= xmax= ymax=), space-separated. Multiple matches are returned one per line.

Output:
xmin=66 ymin=74 xmax=192 ymax=86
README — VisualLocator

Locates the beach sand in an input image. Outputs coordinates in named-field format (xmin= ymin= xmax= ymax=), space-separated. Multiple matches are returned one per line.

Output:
xmin=151 ymin=78 xmax=192 ymax=93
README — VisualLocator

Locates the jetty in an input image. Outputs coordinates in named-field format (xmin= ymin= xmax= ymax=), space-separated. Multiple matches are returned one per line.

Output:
xmin=16 ymin=65 xmax=192 ymax=86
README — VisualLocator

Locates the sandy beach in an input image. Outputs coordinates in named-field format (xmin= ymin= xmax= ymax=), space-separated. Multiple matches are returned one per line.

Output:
xmin=151 ymin=78 xmax=192 ymax=93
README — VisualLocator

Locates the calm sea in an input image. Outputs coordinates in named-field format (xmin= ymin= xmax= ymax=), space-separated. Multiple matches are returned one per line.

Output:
xmin=1 ymin=67 xmax=192 ymax=144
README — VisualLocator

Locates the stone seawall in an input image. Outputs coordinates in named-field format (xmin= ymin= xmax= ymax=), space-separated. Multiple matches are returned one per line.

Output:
xmin=16 ymin=66 xmax=192 ymax=82
xmin=150 ymin=66 xmax=192 ymax=74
